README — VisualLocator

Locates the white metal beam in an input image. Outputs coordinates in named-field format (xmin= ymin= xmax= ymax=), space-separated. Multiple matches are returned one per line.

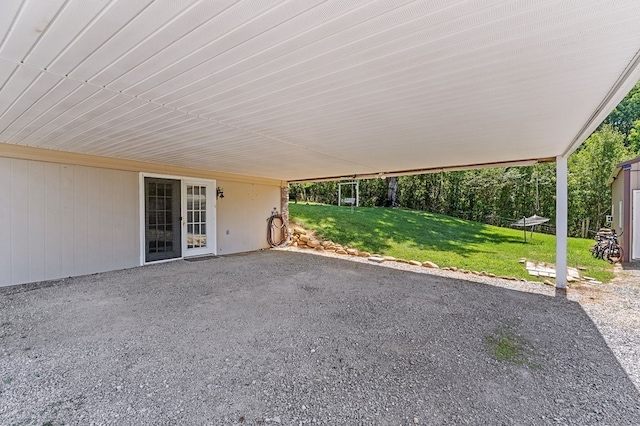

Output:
xmin=556 ymin=155 xmax=568 ymax=289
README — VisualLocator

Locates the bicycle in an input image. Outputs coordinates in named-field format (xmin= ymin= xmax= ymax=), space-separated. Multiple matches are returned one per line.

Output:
xmin=590 ymin=228 xmax=624 ymax=264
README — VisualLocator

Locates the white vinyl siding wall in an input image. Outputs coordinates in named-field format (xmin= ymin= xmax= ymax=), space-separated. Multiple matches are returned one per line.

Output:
xmin=215 ymin=180 xmax=281 ymax=255
xmin=0 ymin=158 xmax=139 ymax=287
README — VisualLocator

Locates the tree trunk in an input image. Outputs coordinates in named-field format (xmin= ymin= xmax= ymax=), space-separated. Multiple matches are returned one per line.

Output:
xmin=386 ymin=177 xmax=399 ymax=207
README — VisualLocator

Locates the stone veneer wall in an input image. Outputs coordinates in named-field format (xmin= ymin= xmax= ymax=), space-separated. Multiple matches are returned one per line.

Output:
xmin=280 ymin=185 xmax=289 ymax=225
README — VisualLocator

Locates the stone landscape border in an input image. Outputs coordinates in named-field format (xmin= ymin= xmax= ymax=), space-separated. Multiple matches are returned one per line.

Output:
xmin=289 ymin=225 xmax=540 ymax=284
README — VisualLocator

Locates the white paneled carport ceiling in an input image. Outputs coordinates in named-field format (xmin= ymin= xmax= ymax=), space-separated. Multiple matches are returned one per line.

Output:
xmin=1 ymin=0 xmax=640 ymax=182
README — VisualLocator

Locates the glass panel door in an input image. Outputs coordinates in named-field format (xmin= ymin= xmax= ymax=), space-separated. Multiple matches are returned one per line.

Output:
xmin=184 ymin=182 xmax=214 ymax=257
xmin=145 ymin=178 xmax=181 ymax=262
xmin=186 ymin=184 xmax=207 ymax=249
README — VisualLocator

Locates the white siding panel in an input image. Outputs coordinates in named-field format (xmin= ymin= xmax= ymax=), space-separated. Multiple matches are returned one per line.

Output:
xmin=216 ymin=180 xmax=280 ymax=255
xmin=0 ymin=156 xmax=281 ymax=286
xmin=74 ymin=166 xmax=89 ymax=276
xmin=44 ymin=162 xmax=62 ymax=280
xmin=59 ymin=164 xmax=76 ymax=276
xmin=0 ymin=158 xmax=141 ymax=287
xmin=112 ymin=170 xmax=126 ymax=267
xmin=86 ymin=167 xmax=102 ymax=273
xmin=10 ymin=159 xmax=29 ymax=285
xmin=100 ymin=168 xmax=115 ymax=272
xmin=123 ymin=172 xmax=140 ymax=265
xmin=27 ymin=161 xmax=45 ymax=282
xmin=634 ymin=190 xmax=640 ymax=260
xmin=0 ymin=158 xmax=11 ymax=285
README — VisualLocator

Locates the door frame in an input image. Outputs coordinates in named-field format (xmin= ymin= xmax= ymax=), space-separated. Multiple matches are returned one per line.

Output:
xmin=182 ymin=179 xmax=217 ymax=258
xmin=143 ymin=177 xmax=182 ymax=262
xmin=139 ymin=173 xmax=217 ymax=265
xmin=633 ymin=190 xmax=640 ymax=260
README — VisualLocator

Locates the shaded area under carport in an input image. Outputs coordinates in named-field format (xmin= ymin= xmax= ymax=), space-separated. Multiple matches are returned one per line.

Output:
xmin=1 ymin=251 xmax=638 ymax=425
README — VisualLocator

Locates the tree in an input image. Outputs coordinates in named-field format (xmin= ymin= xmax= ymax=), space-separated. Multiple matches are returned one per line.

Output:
xmin=385 ymin=177 xmax=399 ymax=207
xmin=600 ymin=81 xmax=640 ymax=140
xmin=568 ymin=125 xmax=631 ymax=236
xmin=628 ymin=119 xmax=640 ymax=154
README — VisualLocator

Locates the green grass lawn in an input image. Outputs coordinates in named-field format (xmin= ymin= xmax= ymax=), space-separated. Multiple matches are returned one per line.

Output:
xmin=289 ymin=203 xmax=614 ymax=283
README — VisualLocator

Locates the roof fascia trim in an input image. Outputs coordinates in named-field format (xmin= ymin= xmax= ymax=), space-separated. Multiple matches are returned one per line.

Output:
xmin=0 ymin=143 xmax=284 ymax=187
xmin=289 ymin=157 xmax=555 ymax=183
xmin=564 ymin=48 xmax=640 ymax=158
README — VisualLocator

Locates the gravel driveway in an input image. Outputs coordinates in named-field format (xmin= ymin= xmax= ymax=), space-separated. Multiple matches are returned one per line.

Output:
xmin=1 ymin=250 xmax=639 ymax=425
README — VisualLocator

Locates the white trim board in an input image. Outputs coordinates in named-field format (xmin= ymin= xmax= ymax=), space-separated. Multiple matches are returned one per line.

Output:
xmin=633 ymin=190 xmax=640 ymax=260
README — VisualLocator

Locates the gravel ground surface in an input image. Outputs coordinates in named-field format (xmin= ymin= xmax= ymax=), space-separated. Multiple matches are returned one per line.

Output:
xmin=567 ymin=263 xmax=640 ymax=393
xmin=1 ymin=250 xmax=639 ymax=425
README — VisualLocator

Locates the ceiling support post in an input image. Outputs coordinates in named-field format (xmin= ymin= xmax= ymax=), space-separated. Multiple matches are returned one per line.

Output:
xmin=556 ymin=155 xmax=568 ymax=289
xmin=280 ymin=184 xmax=289 ymax=226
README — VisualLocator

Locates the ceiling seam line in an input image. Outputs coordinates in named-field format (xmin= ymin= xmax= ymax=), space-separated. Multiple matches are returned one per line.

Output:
xmin=175 ymin=1 xmax=581 ymax=116
xmin=80 ymin=0 xmax=206 ymax=82
xmin=53 ymin=106 xmax=170 ymax=150
xmin=154 ymin=0 xmax=423 ymax=105
xmin=134 ymin=0 xmax=333 ymax=99
xmin=21 ymin=0 xmax=76 ymax=65
xmin=64 ymin=109 xmax=205 ymax=146
xmin=50 ymin=0 xmax=154 ymax=75
xmin=55 ymin=104 xmax=187 ymax=152
xmin=99 ymin=0 xmax=241 ymax=88
xmin=0 ymin=57 xmax=377 ymax=170
xmin=0 ymin=0 xmax=28 ymax=52
xmin=42 ymin=100 xmax=149 ymax=149
xmin=121 ymin=0 xmax=290 ymax=95
xmin=164 ymin=0 xmax=515 ymax=109
xmin=22 ymin=89 xmax=116 ymax=148
xmin=25 ymin=91 xmax=124 ymax=149
xmin=0 ymin=70 xmax=49 ymax=133
xmin=4 ymin=82 xmax=91 ymax=145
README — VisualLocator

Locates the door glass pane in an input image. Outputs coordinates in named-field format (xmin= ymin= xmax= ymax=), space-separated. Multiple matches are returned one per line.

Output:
xmin=145 ymin=178 xmax=181 ymax=261
xmin=186 ymin=184 xmax=207 ymax=249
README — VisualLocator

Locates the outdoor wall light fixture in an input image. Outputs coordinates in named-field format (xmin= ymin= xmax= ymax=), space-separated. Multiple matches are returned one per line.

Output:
xmin=216 ymin=186 xmax=224 ymax=199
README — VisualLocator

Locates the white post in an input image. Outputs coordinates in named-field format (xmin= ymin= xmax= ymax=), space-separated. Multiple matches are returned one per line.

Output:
xmin=338 ymin=184 xmax=342 ymax=206
xmin=356 ymin=181 xmax=359 ymax=207
xmin=556 ymin=155 xmax=568 ymax=289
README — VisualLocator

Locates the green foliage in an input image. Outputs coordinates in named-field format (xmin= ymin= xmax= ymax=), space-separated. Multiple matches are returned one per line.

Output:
xmin=629 ymin=119 xmax=640 ymax=154
xmin=600 ymin=81 xmax=640 ymax=140
xmin=289 ymin=182 xmax=339 ymax=204
xmin=290 ymin=203 xmax=614 ymax=282
xmin=293 ymin=163 xmax=557 ymax=229
xmin=568 ymin=125 xmax=631 ymax=235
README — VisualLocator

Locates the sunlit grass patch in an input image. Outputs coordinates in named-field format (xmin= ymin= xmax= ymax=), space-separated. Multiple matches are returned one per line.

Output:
xmin=289 ymin=203 xmax=614 ymax=282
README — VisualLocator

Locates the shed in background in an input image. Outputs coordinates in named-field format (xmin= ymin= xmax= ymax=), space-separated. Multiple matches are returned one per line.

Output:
xmin=610 ymin=156 xmax=640 ymax=261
